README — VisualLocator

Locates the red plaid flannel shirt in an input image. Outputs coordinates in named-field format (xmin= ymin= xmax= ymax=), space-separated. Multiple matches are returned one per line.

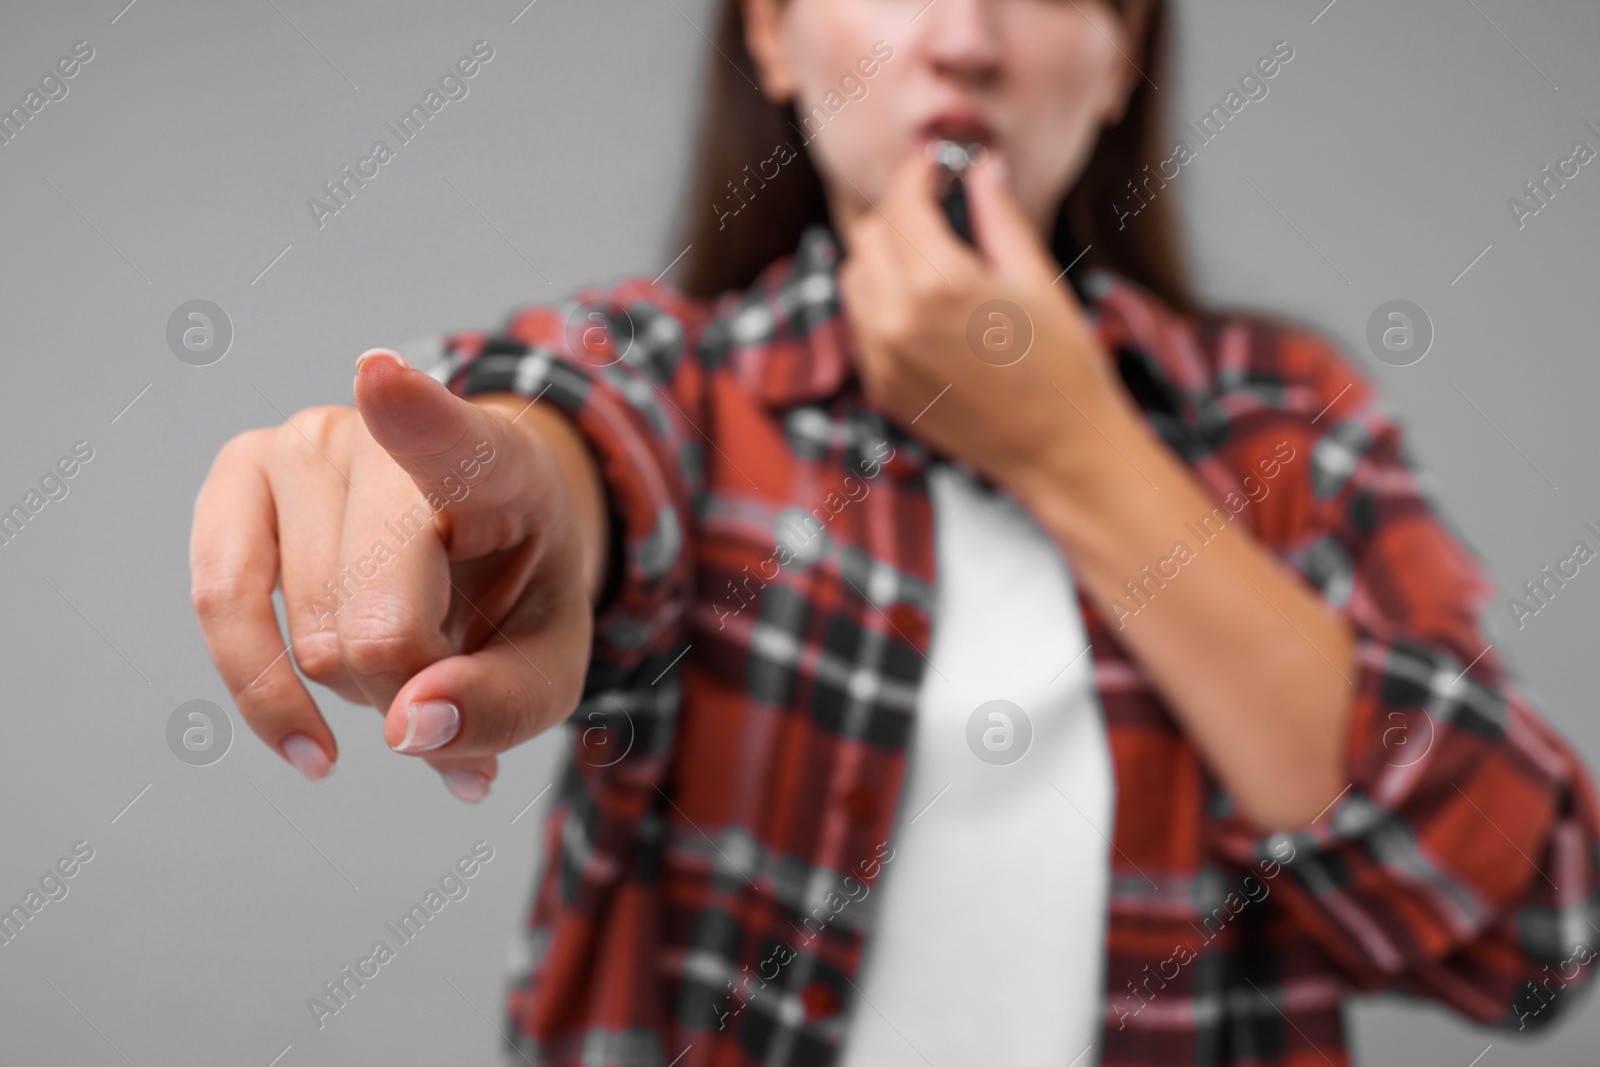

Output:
xmin=425 ymin=223 xmax=1600 ymax=1066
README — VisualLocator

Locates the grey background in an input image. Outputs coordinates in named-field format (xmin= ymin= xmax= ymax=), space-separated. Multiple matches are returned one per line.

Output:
xmin=0 ymin=0 xmax=1595 ymax=1063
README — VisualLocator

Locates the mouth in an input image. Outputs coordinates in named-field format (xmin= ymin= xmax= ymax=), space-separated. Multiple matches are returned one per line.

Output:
xmin=916 ymin=109 xmax=995 ymax=154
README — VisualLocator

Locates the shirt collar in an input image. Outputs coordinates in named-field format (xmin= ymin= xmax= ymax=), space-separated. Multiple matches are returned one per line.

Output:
xmin=720 ymin=222 xmax=1125 ymax=413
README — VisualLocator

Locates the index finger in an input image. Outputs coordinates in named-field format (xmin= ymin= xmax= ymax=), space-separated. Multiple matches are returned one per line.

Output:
xmin=871 ymin=147 xmax=976 ymax=284
xmin=352 ymin=349 xmax=567 ymax=562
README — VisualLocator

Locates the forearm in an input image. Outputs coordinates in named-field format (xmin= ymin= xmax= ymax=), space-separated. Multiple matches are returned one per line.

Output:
xmin=1016 ymin=397 xmax=1355 ymax=833
xmin=470 ymin=392 xmax=611 ymax=608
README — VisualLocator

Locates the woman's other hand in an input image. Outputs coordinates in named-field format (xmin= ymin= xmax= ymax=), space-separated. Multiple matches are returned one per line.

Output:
xmin=188 ymin=350 xmax=607 ymax=802
xmin=837 ymin=148 xmax=1137 ymax=503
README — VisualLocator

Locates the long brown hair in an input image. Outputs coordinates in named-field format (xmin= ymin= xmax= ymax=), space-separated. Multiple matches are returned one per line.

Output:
xmin=673 ymin=0 xmax=1194 ymax=316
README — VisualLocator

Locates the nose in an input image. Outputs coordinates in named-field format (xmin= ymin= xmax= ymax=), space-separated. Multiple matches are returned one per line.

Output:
xmin=917 ymin=0 xmax=1003 ymax=85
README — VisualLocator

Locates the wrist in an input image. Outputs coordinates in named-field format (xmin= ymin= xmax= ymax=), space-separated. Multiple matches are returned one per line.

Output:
xmin=1013 ymin=383 xmax=1141 ymax=509
xmin=470 ymin=392 xmax=612 ymax=611
xmin=1014 ymin=392 xmax=1180 ymax=569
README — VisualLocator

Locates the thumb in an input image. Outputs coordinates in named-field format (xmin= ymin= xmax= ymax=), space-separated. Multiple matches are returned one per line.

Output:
xmin=352 ymin=348 xmax=557 ymax=553
xmin=966 ymin=153 xmax=1060 ymax=287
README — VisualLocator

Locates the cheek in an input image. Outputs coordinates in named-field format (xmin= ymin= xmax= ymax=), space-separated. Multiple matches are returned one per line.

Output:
xmin=1002 ymin=14 xmax=1124 ymax=211
xmin=781 ymin=4 xmax=906 ymax=203
xmin=785 ymin=3 xmax=888 ymax=115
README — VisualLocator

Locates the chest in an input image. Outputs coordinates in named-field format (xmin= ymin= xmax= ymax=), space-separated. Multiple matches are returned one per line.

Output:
xmin=662 ymin=382 xmax=1208 ymax=920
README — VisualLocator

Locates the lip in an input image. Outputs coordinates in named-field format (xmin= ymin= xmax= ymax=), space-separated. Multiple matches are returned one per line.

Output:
xmin=916 ymin=106 xmax=994 ymax=150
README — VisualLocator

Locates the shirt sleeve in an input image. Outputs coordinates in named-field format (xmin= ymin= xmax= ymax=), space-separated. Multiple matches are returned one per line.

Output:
xmin=1206 ymin=324 xmax=1600 ymax=1031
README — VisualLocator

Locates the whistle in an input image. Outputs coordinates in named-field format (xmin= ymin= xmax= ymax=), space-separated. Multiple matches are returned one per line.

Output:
xmin=927 ymin=139 xmax=985 ymax=247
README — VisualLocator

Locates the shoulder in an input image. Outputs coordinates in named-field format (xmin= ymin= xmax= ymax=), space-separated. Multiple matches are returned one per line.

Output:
xmin=410 ymin=272 xmax=724 ymax=388
xmin=503 ymin=274 xmax=724 ymax=382
xmin=1090 ymin=268 xmax=1377 ymax=434
xmin=475 ymin=239 xmax=826 ymax=386
xmin=1092 ymin=271 xmax=1433 ymax=557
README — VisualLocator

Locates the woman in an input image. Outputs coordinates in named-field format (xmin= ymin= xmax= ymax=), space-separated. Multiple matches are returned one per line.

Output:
xmin=189 ymin=0 xmax=1600 ymax=1063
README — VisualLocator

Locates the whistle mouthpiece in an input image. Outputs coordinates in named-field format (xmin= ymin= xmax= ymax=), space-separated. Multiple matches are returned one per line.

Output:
xmin=928 ymin=139 xmax=984 ymax=246
xmin=926 ymin=138 xmax=987 ymax=174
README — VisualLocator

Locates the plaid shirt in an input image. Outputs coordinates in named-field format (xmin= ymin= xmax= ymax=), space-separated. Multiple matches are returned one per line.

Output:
xmin=424 ymin=223 xmax=1600 ymax=1067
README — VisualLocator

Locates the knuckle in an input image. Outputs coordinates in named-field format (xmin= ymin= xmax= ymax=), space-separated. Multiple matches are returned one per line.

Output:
xmin=906 ymin=270 xmax=941 ymax=302
xmin=463 ymin=506 xmax=521 ymax=555
xmin=274 ymin=406 xmax=346 ymax=464
xmin=878 ymin=304 xmax=914 ymax=347
xmin=190 ymin=572 xmax=250 ymax=622
xmin=300 ymin=405 xmax=349 ymax=439
xmin=290 ymin=626 xmax=344 ymax=683
xmin=216 ymin=426 xmax=268 ymax=467
xmin=338 ymin=629 xmax=416 ymax=678
xmin=232 ymin=655 xmax=298 ymax=708
xmin=337 ymin=600 xmax=429 ymax=676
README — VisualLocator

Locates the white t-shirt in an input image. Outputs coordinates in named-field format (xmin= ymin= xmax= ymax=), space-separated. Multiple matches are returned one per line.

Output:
xmin=837 ymin=459 xmax=1115 ymax=1067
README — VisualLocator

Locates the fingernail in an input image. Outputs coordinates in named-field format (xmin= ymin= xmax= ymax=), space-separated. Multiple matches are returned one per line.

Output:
xmin=281 ymin=734 xmax=332 ymax=781
xmin=442 ymin=770 xmax=490 ymax=804
xmin=355 ymin=347 xmax=411 ymax=373
xmin=392 ymin=700 xmax=460 ymax=753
